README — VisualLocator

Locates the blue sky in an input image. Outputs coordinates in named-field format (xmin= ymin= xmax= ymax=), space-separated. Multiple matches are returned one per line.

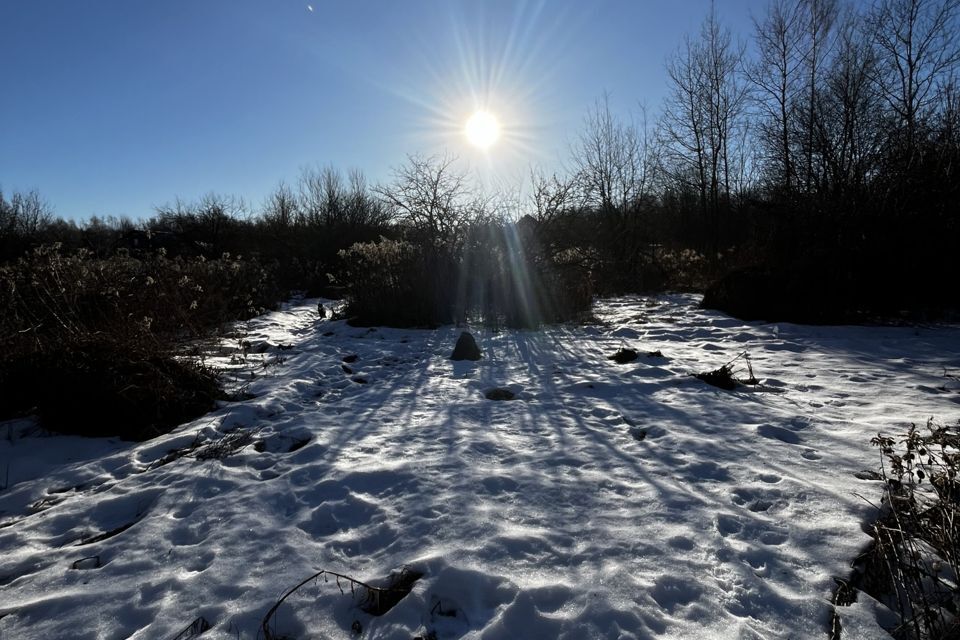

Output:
xmin=1 ymin=0 xmax=766 ymax=220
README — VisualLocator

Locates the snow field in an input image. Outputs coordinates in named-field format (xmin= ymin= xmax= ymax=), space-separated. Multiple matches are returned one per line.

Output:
xmin=1 ymin=294 xmax=958 ymax=639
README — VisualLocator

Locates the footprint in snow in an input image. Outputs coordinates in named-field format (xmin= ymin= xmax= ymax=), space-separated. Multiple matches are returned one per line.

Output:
xmin=651 ymin=575 xmax=703 ymax=613
xmin=590 ymin=406 xmax=614 ymax=418
xmin=327 ymin=522 xmax=400 ymax=557
xmin=254 ymin=433 xmax=312 ymax=455
xmin=183 ymin=549 xmax=215 ymax=573
xmin=759 ymin=527 xmax=789 ymax=545
xmin=717 ymin=514 xmax=742 ymax=536
xmin=741 ymin=547 xmax=774 ymax=573
xmin=680 ymin=460 xmax=731 ymax=482
xmin=170 ymin=520 xmax=212 ymax=547
xmin=717 ymin=513 xmax=789 ymax=546
xmin=731 ymin=487 xmax=786 ymax=513
xmin=756 ymin=424 xmax=802 ymax=445
xmin=481 ymin=475 xmax=520 ymax=495
xmin=298 ymin=495 xmax=383 ymax=537
xmin=787 ymin=416 xmax=814 ymax=430
xmin=667 ymin=535 xmax=695 ymax=551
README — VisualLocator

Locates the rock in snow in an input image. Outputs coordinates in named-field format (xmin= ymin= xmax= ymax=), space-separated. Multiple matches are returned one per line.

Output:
xmin=484 ymin=388 xmax=515 ymax=401
xmin=450 ymin=331 xmax=481 ymax=361
xmin=608 ymin=347 xmax=639 ymax=364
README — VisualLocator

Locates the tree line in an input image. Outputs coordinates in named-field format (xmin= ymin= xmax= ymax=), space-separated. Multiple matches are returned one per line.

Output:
xmin=2 ymin=0 xmax=958 ymax=324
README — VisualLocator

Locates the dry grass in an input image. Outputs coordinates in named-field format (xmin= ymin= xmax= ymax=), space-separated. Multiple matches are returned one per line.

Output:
xmin=0 ymin=245 xmax=277 ymax=439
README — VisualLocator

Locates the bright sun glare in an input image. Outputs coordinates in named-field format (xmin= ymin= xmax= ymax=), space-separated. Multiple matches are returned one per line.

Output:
xmin=465 ymin=110 xmax=501 ymax=150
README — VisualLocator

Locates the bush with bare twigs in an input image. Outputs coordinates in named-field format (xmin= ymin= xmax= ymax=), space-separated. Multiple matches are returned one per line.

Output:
xmin=0 ymin=245 xmax=278 ymax=439
xmin=833 ymin=419 xmax=960 ymax=639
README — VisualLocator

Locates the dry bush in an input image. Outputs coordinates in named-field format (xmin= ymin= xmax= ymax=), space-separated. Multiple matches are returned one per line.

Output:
xmin=0 ymin=245 xmax=277 ymax=439
xmin=338 ymin=227 xmax=593 ymax=329
xmin=2 ymin=338 xmax=223 ymax=440
xmin=850 ymin=420 xmax=960 ymax=639
xmin=339 ymin=237 xmax=456 ymax=327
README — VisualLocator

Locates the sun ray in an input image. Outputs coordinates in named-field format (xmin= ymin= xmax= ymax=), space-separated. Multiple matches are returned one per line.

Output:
xmin=348 ymin=0 xmax=597 ymax=206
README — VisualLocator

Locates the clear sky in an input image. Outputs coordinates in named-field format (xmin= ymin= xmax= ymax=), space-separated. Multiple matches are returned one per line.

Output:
xmin=1 ymin=0 xmax=768 ymax=221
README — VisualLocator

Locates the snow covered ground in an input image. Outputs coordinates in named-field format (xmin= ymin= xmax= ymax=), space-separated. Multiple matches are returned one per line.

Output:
xmin=1 ymin=294 xmax=959 ymax=640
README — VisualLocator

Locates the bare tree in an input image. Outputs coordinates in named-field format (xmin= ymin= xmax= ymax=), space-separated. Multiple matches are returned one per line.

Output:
xmin=797 ymin=0 xmax=840 ymax=192
xmin=295 ymin=166 xmax=388 ymax=230
xmin=529 ymin=168 xmax=576 ymax=225
xmin=749 ymin=0 xmax=805 ymax=191
xmin=343 ymin=169 xmax=389 ymax=228
xmin=374 ymin=153 xmax=472 ymax=248
xmin=261 ymin=181 xmax=301 ymax=230
xmin=154 ymin=193 xmax=245 ymax=254
xmin=939 ymin=76 xmax=960 ymax=144
xmin=815 ymin=8 xmax=883 ymax=194
xmin=299 ymin=165 xmax=345 ymax=227
xmin=570 ymin=93 xmax=653 ymax=213
xmin=661 ymin=4 xmax=749 ymax=245
xmin=867 ymin=0 xmax=960 ymax=156
xmin=0 ymin=188 xmax=53 ymax=237
xmin=662 ymin=34 xmax=710 ymax=216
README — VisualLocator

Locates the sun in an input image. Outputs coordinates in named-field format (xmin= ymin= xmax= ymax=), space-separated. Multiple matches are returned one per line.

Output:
xmin=465 ymin=110 xmax=501 ymax=150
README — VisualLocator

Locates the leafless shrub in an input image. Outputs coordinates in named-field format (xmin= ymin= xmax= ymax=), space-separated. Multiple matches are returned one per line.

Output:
xmin=0 ymin=246 xmax=276 ymax=438
xmin=845 ymin=419 xmax=960 ymax=639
